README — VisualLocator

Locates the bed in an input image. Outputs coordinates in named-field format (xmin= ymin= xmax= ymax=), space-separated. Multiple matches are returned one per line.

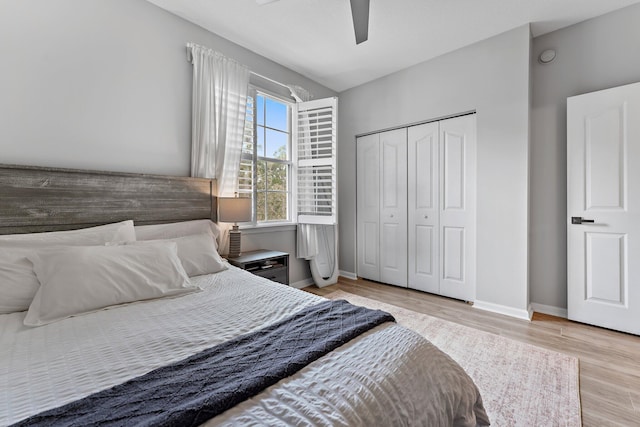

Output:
xmin=0 ymin=164 xmax=490 ymax=426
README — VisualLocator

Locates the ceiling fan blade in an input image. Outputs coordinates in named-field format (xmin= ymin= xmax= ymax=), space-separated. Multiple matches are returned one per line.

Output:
xmin=350 ymin=0 xmax=370 ymax=44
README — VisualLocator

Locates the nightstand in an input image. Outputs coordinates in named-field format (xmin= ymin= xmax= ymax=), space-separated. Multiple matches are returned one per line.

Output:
xmin=227 ymin=249 xmax=289 ymax=285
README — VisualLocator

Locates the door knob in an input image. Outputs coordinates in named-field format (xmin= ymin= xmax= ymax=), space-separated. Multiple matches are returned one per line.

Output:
xmin=571 ymin=216 xmax=595 ymax=224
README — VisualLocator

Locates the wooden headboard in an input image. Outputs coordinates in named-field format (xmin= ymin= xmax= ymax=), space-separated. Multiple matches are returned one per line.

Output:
xmin=0 ymin=164 xmax=217 ymax=235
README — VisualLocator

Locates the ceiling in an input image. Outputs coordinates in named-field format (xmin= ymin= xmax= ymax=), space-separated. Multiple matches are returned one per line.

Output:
xmin=146 ymin=0 xmax=640 ymax=92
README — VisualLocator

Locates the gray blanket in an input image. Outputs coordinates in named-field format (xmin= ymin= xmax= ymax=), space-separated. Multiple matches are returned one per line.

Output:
xmin=14 ymin=299 xmax=394 ymax=427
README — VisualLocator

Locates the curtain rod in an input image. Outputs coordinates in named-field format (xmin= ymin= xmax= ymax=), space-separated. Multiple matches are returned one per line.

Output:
xmin=186 ymin=43 xmax=290 ymax=91
xmin=250 ymin=71 xmax=290 ymax=90
xmin=186 ymin=43 xmax=314 ymax=101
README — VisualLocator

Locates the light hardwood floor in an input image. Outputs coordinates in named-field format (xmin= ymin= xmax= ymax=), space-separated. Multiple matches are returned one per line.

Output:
xmin=304 ymin=278 xmax=640 ymax=427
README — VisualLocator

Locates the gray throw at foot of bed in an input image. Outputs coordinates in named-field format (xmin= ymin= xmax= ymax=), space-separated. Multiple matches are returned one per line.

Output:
xmin=13 ymin=299 xmax=394 ymax=427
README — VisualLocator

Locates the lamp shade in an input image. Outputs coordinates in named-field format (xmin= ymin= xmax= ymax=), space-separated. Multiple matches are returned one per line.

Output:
xmin=218 ymin=197 xmax=252 ymax=223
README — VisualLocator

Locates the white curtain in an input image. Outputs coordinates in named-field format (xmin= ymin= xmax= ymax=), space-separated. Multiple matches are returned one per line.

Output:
xmin=296 ymin=223 xmax=319 ymax=260
xmin=188 ymin=43 xmax=250 ymax=253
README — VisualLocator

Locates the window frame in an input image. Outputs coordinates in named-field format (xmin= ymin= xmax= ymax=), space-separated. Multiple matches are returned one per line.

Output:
xmin=240 ymin=86 xmax=295 ymax=227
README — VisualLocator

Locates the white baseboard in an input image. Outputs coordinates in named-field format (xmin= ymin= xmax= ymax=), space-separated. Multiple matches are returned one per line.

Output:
xmin=339 ymin=270 xmax=358 ymax=280
xmin=530 ymin=303 xmax=568 ymax=318
xmin=473 ymin=300 xmax=533 ymax=321
xmin=290 ymin=278 xmax=315 ymax=289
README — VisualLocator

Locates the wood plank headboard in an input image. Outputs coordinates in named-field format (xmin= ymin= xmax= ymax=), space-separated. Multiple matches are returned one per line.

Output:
xmin=0 ymin=164 xmax=217 ymax=235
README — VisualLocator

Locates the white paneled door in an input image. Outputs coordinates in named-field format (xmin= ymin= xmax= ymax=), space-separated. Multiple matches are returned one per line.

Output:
xmin=408 ymin=122 xmax=440 ymax=293
xmin=356 ymin=129 xmax=408 ymax=287
xmin=356 ymin=133 xmax=381 ymax=282
xmin=438 ymin=116 xmax=476 ymax=301
xmin=407 ymin=117 xmax=476 ymax=301
xmin=379 ymin=128 xmax=408 ymax=287
xmin=357 ymin=114 xmax=475 ymax=299
xmin=567 ymin=82 xmax=640 ymax=335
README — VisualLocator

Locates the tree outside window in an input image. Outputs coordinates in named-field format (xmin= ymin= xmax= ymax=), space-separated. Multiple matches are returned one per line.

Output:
xmin=240 ymin=90 xmax=292 ymax=223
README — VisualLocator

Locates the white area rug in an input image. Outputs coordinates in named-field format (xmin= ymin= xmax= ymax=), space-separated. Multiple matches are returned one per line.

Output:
xmin=326 ymin=290 xmax=582 ymax=427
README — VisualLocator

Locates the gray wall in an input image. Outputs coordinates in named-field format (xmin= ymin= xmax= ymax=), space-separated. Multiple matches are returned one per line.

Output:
xmin=338 ymin=25 xmax=532 ymax=314
xmin=530 ymin=3 xmax=640 ymax=312
xmin=4 ymin=0 xmax=636 ymax=302
xmin=0 ymin=0 xmax=336 ymax=285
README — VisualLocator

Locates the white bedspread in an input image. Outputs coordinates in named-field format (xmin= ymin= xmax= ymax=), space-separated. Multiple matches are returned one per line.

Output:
xmin=1 ymin=265 xmax=487 ymax=426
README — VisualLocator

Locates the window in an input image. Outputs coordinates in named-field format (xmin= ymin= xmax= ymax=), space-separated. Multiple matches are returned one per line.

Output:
xmin=239 ymin=89 xmax=293 ymax=223
xmin=239 ymin=89 xmax=338 ymax=227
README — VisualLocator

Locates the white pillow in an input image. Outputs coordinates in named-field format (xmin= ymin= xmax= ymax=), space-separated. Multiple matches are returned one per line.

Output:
xmin=24 ymin=242 xmax=199 ymax=327
xmin=128 ymin=233 xmax=226 ymax=277
xmin=0 ymin=220 xmax=136 ymax=246
xmin=0 ymin=221 xmax=137 ymax=314
xmin=135 ymin=220 xmax=221 ymax=247
xmin=0 ymin=248 xmax=41 ymax=314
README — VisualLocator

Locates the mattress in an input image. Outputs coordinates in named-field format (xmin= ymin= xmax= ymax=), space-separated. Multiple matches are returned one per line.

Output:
xmin=1 ymin=265 xmax=488 ymax=426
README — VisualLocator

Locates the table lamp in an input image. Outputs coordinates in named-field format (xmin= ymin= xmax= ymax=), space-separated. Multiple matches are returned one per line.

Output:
xmin=218 ymin=196 xmax=252 ymax=258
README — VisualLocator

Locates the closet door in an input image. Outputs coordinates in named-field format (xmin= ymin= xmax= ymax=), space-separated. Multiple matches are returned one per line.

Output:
xmin=439 ymin=115 xmax=476 ymax=301
xmin=408 ymin=122 xmax=440 ymax=293
xmin=380 ymin=128 xmax=408 ymax=287
xmin=356 ymin=133 xmax=381 ymax=281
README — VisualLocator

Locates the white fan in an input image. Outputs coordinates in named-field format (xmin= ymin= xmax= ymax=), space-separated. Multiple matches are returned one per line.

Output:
xmin=256 ymin=0 xmax=370 ymax=44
